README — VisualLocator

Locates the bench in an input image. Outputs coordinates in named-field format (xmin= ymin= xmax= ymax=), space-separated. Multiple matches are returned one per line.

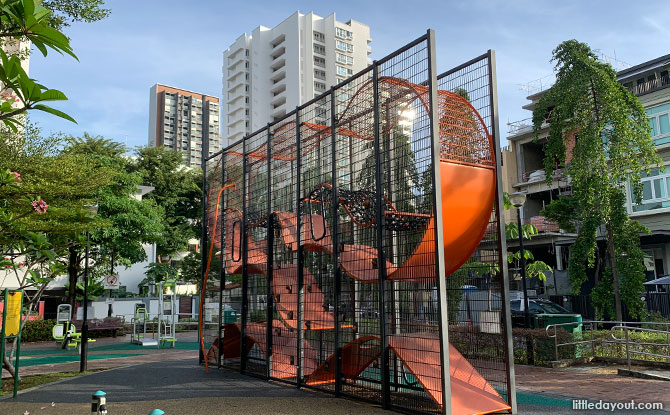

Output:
xmin=73 ymin=317 xmax=124 ymax=337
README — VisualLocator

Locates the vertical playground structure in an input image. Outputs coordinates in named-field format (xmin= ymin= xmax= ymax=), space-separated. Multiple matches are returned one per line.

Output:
xmin=200 ymin=31 xmax=516 ymax=415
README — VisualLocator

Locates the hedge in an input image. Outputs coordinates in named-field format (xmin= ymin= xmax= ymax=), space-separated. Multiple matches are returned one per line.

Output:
xmin=21 ymin=319 xmax=57 ymax=342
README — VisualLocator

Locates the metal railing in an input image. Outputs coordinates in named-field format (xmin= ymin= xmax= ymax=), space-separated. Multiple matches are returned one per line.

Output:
xmin=545 ymin=320 xmax=670 ymax=368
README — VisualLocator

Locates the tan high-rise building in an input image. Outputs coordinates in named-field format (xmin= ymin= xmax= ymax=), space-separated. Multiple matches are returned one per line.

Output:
xmin=148 ymin=84 xmax=221 ymax=168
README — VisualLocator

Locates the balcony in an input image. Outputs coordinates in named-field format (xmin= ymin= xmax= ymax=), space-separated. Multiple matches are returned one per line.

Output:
xmin=271 ymin=70 xmax=286 ymax=84
xmin=507 ymin=117 xmax=533 ymax=136
xmin=624 ymin=74 xmax=670 ymax=97
xmin=271 ymin=58 xmax=285 ymax=72
xmin=270 ymin=34 xmax=285 ymax=49
xmin=271 ymin=46 xmax=285 ymax=60
xmin=516 ymin=216 xmax=561 ymax=233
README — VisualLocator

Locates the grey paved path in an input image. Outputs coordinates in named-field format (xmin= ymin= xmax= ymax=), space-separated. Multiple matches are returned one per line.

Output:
xmin=2 ymin=356 xmax=668 ymax=414
xmin=1 ymin=359 xmax=389 ymax=414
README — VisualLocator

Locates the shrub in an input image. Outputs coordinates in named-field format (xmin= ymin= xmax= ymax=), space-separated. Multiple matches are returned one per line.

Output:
xmin=512 ymin=327 xmax=577 ymax=366
xmin=21 ymin=319 xmax=56 ymax=342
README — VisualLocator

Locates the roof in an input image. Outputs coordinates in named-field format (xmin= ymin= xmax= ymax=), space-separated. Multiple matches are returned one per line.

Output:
xmin=617 ymin=54 xmax=670 ymax=81
xmin=644 ymin=276 xmax=670 ymax=286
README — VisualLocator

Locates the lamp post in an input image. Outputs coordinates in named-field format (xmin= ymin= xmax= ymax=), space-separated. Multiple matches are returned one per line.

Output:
xmin=80 ymin=204 xmax=98 ymax=372
xmin=510 ymin=192 xmax=531 ymax=329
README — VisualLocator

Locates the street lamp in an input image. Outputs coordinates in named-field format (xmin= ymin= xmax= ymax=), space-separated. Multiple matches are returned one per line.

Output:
xmin=510 ymin=192 xmax=531 ymax=329
xmin=80 ymin=204 xmax=98 ymax=372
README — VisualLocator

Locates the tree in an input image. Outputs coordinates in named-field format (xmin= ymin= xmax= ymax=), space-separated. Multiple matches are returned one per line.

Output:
xmin=532 ymin=40 xmax=660 ymax=320
xmin=63 ymin=135 xmax=164 ymax=309
xmin=0 ymin=0 xmax=79 ymax=130
xmin=132 ymin=146 xmax=201 ymax=260
xmin=42 ymin=0 xmax=110 ymax=30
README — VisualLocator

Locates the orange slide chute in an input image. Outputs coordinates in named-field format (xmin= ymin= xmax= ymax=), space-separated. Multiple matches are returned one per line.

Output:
xmin=389 ymin=333 xmax=510 ymax=414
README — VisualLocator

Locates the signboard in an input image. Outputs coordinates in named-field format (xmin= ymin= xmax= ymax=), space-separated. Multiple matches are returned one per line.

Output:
xmin=104 ymin=274 xmax=120 ymax=290
xmin=5 ymin=291 xmax=22 ymax=336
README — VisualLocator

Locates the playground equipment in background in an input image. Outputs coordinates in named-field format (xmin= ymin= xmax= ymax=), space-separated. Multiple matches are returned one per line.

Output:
xmin=201 ymin=34 xmax=513 ymax=415
xmin=130 ymin=303 xmax=158 ymax=347
xmin=157 ymin=280 xmax=178 ymax=348
xmin=52 ymin=303 xmax=95 ymax=352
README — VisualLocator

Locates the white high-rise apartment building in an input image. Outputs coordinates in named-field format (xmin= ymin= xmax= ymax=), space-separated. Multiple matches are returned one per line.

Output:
xmin=148 ymin=84 xmax=221 ymax=169
xmin=222 ymin=11 xmax=371 ymax=145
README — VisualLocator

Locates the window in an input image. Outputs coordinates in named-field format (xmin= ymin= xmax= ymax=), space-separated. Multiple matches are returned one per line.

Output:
xmin=629 ymin=167 xmax=670 ymax=213
xmin=336 ymin=65 xmax=353 ymax=77
xmin=314 ymin=82 xmax=326 ymax=92
xmin=314 ymin=56 xmax=325 ymax=67
xmin=313 ymin=44 xmax=325 ymax=55
xmin=336 ymin=53 xmax=354 ymax=65
xmin=335 ymin=40 xmax=353 ymax=53
xmin=313 ymin=31 xmax=325 ymax=42
xmin=314 ymin=69 xmax=326 ymax=80
xmin=335 ymin=27 xmax=353 ymax=40
xmin=647 ymin=104 xmax=670 ymax=139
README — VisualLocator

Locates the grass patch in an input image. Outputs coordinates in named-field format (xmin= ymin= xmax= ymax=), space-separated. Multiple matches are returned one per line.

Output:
xmin=1 ymin=369 xmax=104 ymax=395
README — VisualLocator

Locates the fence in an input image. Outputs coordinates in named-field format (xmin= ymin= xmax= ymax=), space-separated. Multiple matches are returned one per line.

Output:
xmin=200 ymin=30 xmax=514 ymax=415
xmin=545 ymin=320 xmax=670 ymax=366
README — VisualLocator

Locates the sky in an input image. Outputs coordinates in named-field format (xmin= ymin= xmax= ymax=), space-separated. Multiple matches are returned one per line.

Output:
xmin=28 ymin=0 xmax=670 ymax=151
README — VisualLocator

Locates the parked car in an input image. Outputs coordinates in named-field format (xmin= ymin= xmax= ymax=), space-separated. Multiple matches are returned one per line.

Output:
xmin=510 ymin=298 xmax=582 ymax=331
xmin=359 ymin=308 xmax=380 ymax=319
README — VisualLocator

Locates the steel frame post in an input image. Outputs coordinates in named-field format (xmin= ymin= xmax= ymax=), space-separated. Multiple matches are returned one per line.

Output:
xmin=426 ymin=29 xmax=452 ymax=415
xmin=218 ymin=153 xmax=226 ymax=368
xmin=240 ymin=137 xmax=249 ymax=374
xmin=330 ymin=88 xmax=343 ymax=395
xmin=199 ymin=101 xmax=210 ymax=365
xmin=296 ymin=111 xmax=305 ymax=388
xmin=0 ymin=288 xmax=7 ymax=395
xmin=266 ymin=125 xmax=274 ymax=379
xmin=80 ymin=231 xmax=90 ymax=372
xmin=372 ymin=61 xmax=391 ymax=408
xmin=488 ymin=49 xmax=517 ymax=414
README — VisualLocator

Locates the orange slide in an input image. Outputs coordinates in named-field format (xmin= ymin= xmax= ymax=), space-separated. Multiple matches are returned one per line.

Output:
xmin=215 ymin=324 xmax=510 ymax=414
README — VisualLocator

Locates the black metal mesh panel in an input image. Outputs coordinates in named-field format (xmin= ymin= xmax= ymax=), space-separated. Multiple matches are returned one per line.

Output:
xmin=203 ymin=154 xmax=222 ymax=363
xmin=332 ymin=67 xmax=382 ymax=402
xmin=297 ymin=93 xmax=337 ymax=393
xmin=220 ymin=141 xmax=244 ymax=371
xmin=376 ymin=38 xmax=440 ymax=413
xmin=438 ymin=54 xmax=511 ymax=405
xmin=267 ymin=119 xmax=299 ymax=382
xmin=243 ymin=129 xmax=270 ymax=377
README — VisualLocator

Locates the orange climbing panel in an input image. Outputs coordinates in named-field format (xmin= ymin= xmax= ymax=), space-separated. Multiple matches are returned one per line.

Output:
xmin=223 ymin=209 xmax=267 ymax=275
xmin=388 ymin=333 xmax=510 ymax=414
xmin=272 ymin=264 xmax=337 ymax=330
xmin=221 ymin=322 xmax=318 ymax=379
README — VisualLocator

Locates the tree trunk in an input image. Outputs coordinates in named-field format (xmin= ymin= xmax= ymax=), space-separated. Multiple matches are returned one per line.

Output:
xmin=605 ymin=222 xmax=623 ymax=321
xmin=67 ymin=245 xmax=79 ymax=319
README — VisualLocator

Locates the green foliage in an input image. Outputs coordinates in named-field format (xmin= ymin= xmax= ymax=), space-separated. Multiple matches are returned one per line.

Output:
xmin=21 ymin=318 xmax=56 ymax=342
xmin=42 ymin=0 xmax=110 ymax=30
xmin=532 ymin=40 xmax=660 ymax=320
xmin=178 ymin=251 xmax=202 ymax=286
xmin=64 ymin=135 xmax=165 ymax=264
xmin=131 ymin=146 xmax=201 ymax=258
xmin=540 ymin=196 xmax=580 ymax=233
xmin=0 ymin=0 xmax=82 ymax=130
xmin=142 ymin=262 xmax=178 ymax=287
xmin=503 ymin=192 xmax=552 ymax=282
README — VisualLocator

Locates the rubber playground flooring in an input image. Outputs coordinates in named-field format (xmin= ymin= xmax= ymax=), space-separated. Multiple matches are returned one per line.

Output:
xmin=20 ymin=340 xmax=200 ymax=357
xmin=9 ymin=340 xmax=200 ymax=371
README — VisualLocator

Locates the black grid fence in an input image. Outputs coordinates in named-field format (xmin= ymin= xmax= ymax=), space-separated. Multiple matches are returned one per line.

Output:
xmin=201 ymin=31 xmax=513 ymax=415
